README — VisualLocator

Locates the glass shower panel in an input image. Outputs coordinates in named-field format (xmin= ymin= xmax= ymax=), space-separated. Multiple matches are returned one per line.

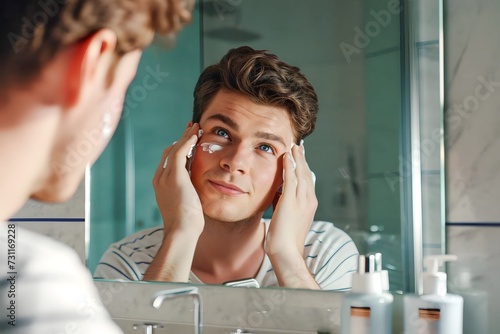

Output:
xmin=413 ymin=0 xmax=445 ymax=258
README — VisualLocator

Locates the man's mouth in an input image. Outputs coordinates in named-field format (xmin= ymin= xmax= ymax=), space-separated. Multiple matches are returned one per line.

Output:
xmin=209 ymin=180 xmax=246 ymax=195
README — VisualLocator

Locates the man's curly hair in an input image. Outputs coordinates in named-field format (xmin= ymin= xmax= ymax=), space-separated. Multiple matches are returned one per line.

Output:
xmin=192 ymin=46 xmax=319 ymax=142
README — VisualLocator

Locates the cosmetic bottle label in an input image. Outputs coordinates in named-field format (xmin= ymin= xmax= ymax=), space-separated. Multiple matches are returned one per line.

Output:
xmin=350 ymin=306 xmax=370 ymax=334
xmin=417 ymin=308 xmax=440 ymax=334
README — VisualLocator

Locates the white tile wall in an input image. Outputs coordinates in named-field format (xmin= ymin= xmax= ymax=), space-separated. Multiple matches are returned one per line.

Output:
xmin=13 ymin=181 xmax=85 ymax=218
xmin=447 ymin=226 xmax=499 ymax=333
xmin=445 ymin=0 xmax=500 ymax=333
xmin=11 ymin=180 xmax=86 ymax=262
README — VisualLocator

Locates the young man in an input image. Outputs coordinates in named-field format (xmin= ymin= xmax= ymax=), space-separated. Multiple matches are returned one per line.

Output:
xmin=0 ymin=1 xmax=192 ymax=333
xmin=95 ymin=46 xmax=359 ymax=290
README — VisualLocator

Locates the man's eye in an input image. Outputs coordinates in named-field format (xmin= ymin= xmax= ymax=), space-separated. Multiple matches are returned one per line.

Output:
xmin=215 ymin=128 xmax=229 ymax=138
xmin=258 ymin=144 xmax=274 ymax=154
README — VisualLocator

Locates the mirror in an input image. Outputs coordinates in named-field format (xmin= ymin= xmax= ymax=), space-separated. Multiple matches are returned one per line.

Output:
xmin=88 ymin=0 xmax=443 ymax=294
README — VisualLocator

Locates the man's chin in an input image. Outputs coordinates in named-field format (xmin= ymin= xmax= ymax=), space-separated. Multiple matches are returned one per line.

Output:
xmin=31 ymin=191 xmax=72 ymax=204
xmin=31 ymin=179 xmax=80 ymax=203
xmin=203 ymin=205 xmax=265 ymax=225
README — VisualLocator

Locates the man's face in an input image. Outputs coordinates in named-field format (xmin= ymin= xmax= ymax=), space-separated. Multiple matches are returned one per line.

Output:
xmin=189 ymin=90 xmax=295 ymax=223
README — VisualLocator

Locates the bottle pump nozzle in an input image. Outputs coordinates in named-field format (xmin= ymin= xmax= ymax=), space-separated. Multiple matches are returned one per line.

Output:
xmin=422 ymin=254 xmax=457 ymax=295
xmin=352 ymin=253 xmax=383 ymax=294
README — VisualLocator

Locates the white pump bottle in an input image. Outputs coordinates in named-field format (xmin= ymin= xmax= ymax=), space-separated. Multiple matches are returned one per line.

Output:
xmin=341 ymin=253 xmax=393 ymax=334
xmin=404 ymin=255 xmax=464 ymax=334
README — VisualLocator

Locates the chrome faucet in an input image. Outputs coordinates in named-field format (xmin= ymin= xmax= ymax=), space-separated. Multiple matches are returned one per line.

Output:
xmin=132 ymin=323 xmax=163 ymax=334
xmin=151 ymin=286 xmax=203 ymax=334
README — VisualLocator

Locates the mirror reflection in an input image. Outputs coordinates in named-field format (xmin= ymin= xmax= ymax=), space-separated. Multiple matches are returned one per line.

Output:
xmin=94 ymin=45 xmax=359 ymax=290
xmin=89 ymin=0 xmax=412 ymax=292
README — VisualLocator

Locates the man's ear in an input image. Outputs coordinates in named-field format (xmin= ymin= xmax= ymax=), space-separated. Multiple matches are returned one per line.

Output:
xmin=64 ymin=29 xmax=118 ymax=108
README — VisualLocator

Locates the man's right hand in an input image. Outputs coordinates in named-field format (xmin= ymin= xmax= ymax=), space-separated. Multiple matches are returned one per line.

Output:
xmin=143 ymin=123 xmax=204 ymax=282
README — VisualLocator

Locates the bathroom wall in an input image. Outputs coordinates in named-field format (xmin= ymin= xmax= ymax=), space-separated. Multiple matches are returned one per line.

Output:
xmin=444 ymin=0 xmax=500 ymax=333
xmin=11 ymin=182 xmax=86 ymax=263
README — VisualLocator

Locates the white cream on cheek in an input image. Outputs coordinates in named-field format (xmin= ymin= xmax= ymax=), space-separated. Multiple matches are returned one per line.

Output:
xmin=200 ymin=142 xmax=224 ymax=154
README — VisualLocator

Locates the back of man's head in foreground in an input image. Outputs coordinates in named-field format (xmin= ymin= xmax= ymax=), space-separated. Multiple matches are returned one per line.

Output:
xmin=0 ymin=0 xmax=193 ymax=91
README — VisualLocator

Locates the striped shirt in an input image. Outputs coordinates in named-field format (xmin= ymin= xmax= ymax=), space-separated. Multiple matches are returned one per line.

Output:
xmin=94 ymin=220 xmax=359 ymax=290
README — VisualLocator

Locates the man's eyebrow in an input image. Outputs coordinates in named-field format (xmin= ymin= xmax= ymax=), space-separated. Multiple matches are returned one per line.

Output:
xmin=255 ymin=131 xmax=286 ymax=147
xmin=205 ymin=114 xmax=239 ymax=131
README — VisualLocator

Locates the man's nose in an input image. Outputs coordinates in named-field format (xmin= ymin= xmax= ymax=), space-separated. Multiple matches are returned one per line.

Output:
xmin=219 ymin=144 xmax=251 ymax=174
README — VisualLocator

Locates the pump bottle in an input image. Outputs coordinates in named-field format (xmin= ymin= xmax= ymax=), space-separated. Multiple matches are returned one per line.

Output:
xmin=449 ymin=269 xmax=488 ymax=334
xmin=404 ymin=255 xmax=463 ymax=334
xmin=341 ymin=253 xmax=393 ymax=334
